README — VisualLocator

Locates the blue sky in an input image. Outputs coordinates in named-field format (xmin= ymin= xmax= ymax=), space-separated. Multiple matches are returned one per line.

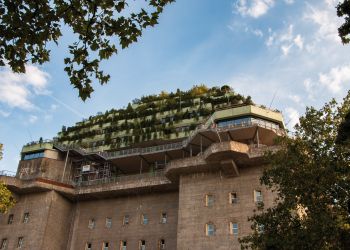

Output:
xmin=1 ymin=0 xmax=350 ymax=172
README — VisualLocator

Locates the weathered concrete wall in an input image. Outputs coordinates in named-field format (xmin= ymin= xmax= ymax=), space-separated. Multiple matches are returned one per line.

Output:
xmin=17 ymin=158 xmax=65 ymax=181
xmin=0 ymin=191 xmax=73 ymax=250
xmin=41 ymin=191 xmax=74 ymax=250
xmin=0 ymin=192 xmax=49 ymax=249
xmin=44 ymin=149 xmax=60 ymax=160
xmin=69 ymin=191 xmax=178 ymax=250
xmin=177 ymin=165 xmax=275 ymax=250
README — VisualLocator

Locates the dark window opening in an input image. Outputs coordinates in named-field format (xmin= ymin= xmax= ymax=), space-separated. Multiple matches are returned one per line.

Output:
xmin=7 ymin=214 xmax=13 ymax=225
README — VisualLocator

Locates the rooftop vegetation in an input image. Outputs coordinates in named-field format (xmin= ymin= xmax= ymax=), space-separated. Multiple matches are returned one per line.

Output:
xmin=57 ymin=85 xmax=253 ymax=151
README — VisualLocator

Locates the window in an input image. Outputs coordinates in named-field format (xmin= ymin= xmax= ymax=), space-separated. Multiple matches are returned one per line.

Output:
xmin=88 ymin=218 xmax=95 ymax=229
xmin=206 ymin=223 xmax=215 ymax=236
xmin=205 ymin=194 xmax=214 ymax=207
xmin=159 ymin=239 xmax=165 ymax=250
xmin=230 ymin=222 xmax=239 ymax=236
xmin=120 ymin=240 xmax=127 ymax=250
xmin=141 ymin=214 xmax=148 ymax=225
xmin=1 ymin=239 xmax=7 ymax=249
xmin=139 ymin=240 xmax=146 ymax=250
xmin=102 ymin=242 xmax=109 ymax=250
xmin=254 ymin=190 xmax=263 ymax=204
xmin=85 ymin=242 xmax=92 ymax=250
xmin=229 ymin=192 xmax=238 ymax=204
xmin=7 ymin=214 xmax=13 ymax=224
xmin=23 ymin=213 xmax=29 ymax=223
xmin=123 ymin=215 xmax=129 ymax=225
xmin=160 ymin=213 xmax=167 ymax=224
xmin=23 ymin=151 xmax=44 ymax=160
xmin=105 ymin=217 xmax=112 ymax=228
xmin=17 ymin=237 xmax=23 ymax=249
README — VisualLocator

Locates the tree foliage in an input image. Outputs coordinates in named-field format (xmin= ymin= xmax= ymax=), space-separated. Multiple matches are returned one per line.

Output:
xmin=0 ymin=144 xmax=15 ymax=213
xmin=0 ymin=182 xmax=15 ymax=214
xmin=337 ymin=0 xmax=350 ymax=44
xmin=240 ymin=92 xmax=350 ymax=250
xmin=0 ymin=0 xmax=174 ymax=100
xmin=337 ymin=111 xmax=350 ymax=144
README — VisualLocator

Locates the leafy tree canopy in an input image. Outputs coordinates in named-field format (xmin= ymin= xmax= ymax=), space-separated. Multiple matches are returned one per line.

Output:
xmin=338 ymin=0 xmax=350 ymax=44
xmin=0 ymin=0 xmax=174 ymax=100
xmin=240 ymin=91 xmax=350 ymax=250
xmin=0 ymin=182 xmax=15 ymax=214
xmin=0 ymin=144 xmax=15 ymax=213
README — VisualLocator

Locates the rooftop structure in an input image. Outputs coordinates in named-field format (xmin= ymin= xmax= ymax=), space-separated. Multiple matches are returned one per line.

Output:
xmin=0 ymin=85 xmax=285 ymax=250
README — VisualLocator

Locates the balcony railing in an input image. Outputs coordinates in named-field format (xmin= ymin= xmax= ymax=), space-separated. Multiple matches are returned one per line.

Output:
xmin=24 ymin=114 xmax=285 ymax=162
xmin=0 ymin=170 xmax=16 ymax=177
xmin=73 ymin=170 xmax=167 ymax=187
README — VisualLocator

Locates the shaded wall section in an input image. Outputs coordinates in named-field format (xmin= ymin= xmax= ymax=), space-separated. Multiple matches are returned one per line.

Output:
xmin=0 ymin=191 xmax=73 ymax=250
xmin=177 ymin=166 xmax=275 ymax=250
xmin=69 ymin=191 xmax=179 ymax=250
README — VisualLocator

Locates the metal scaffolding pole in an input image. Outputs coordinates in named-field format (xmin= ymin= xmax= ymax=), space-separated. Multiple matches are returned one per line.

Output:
xmin=61 ymin=150 xmax=70 ymax=182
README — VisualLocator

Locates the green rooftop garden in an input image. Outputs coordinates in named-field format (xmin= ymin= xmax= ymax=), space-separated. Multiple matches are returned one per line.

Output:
xmin=56 ymin=85 xmax=253 ymax=152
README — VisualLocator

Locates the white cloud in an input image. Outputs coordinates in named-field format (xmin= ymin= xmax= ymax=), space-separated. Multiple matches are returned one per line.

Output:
xmin=318 ymin=65 xmax=350 ymax=94
xmin=293 ymin=34 xmax=303 ymax=49
xmin=235 ymin=0 xmax=275 ymax=18
xmin=285 ymin=107 xmax=300 ymax=129
xmin=226 ymin=0 xmax=350 ymax=134
xmin=266 ymin=24 xmax=304 ymax=56
xmin=227 ymin=20 xmax=264 ymax=38
xmin=304 ymin=0 xmax=342 ymax=42
xmin=266 ymin=33 xmax=275 ymax=46
xmin=303 ymin=78 xmax=315 ymax=100
xmin=0 ymin=64 xmax=50 ymax=110
xmin=28 ymin=115 xmax=38 ymax=124
xmin=252 ymin=29 xmax=264 ymax=37
xmin=25 ymin=65 xmax=50 ymax=94
xmin=0 ymin=83 xmax=34 ymax=110
xmin=281 ymin=44 xmax=292 ymax=56
xmin=280 ymin=24 xmax=294 ymax=42
xmin=288 ymin=94 xmax=301 ymax=104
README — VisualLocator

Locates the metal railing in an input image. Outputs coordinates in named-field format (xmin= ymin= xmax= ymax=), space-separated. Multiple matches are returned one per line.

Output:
xmin=73 ymin=170 xmax=166 ymax=187
xmin=216 ymin=119 xmax=285 ymax=136
xmin=24 ymin=139 xmax=52 ymax=146
xmin=52 ymin=119 xmax=284 ymax=160
xmin=0 ymin=170 xmax=16 ymax=177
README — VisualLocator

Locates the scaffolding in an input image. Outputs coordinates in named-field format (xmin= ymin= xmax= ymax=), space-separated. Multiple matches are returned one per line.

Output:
xmin=74 ymin=160 xmax=112 ymax=185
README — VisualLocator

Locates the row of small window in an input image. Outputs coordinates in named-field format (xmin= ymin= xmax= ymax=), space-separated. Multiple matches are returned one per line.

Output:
xmin=0 ymin=237 xmax=23 ymax=249
xmin=216 ymin=117 xmax=280 ymax=130
xmin=205 ymin=222 xmax=239 ymax=236
xmin=85 ymin=239 xmax=165 ymax=250
xmin=5 ymin=213 xmax=29 ymax=225
xmin=88 ymin=213 xmax=168 ymax=229
xmin=22 ymin=151 xmax=44 ymax=160
xmin=205 ymin=190 xmax=263 ymax=207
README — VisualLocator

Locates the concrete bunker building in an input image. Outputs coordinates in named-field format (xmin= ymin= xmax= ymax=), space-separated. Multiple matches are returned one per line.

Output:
xmin=0 ymin=86 xmax=285 ymax=250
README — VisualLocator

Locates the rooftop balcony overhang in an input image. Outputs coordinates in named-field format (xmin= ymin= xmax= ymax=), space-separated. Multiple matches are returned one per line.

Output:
xmin=0 ymin=171 xmax=176 ymax=201
xmin=21 ymin=140 xmax=53 ymax=154
xmin=0 ymin=175 xmax=75 ymax=199
xmin=99 ymin=124 xmax=283 ymax=174
xmin=165 ymin=141 xmax=279 ymax=182
xmin=75 ymin=171 xmax=176 ymax=200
